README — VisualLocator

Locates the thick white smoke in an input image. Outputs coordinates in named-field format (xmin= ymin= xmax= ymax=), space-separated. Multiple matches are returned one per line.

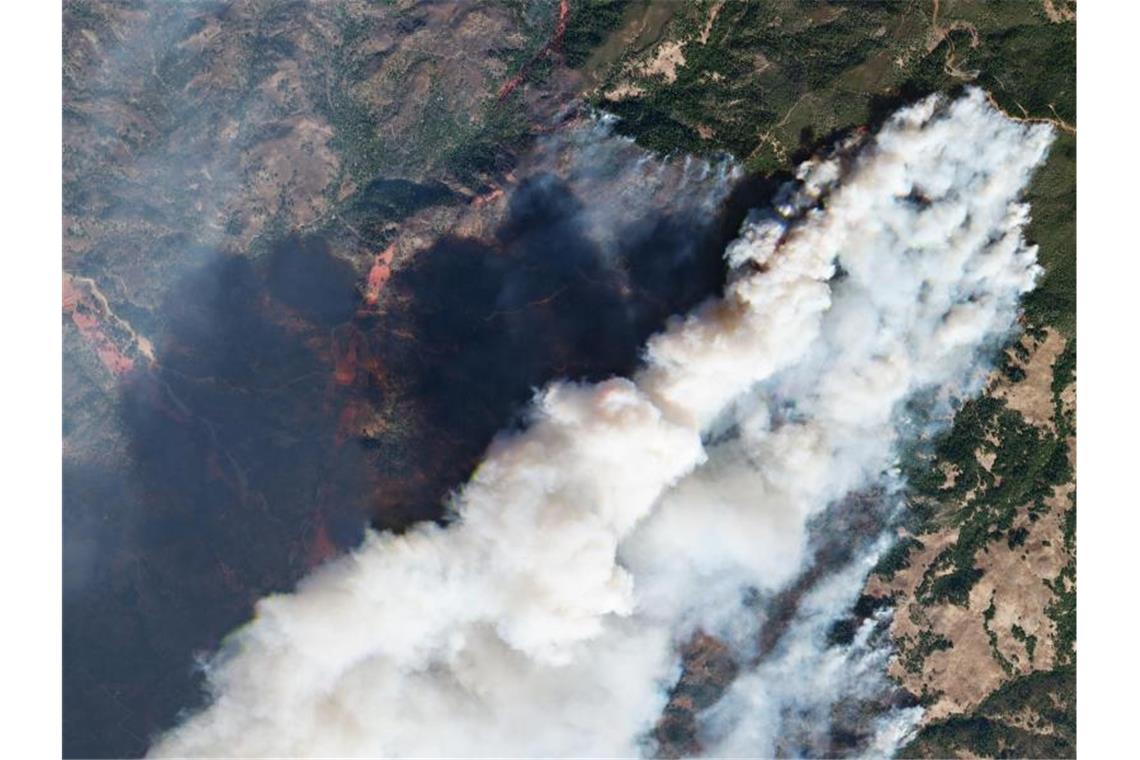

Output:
xmin=150 ymin=89 xmax=1052 ymax=757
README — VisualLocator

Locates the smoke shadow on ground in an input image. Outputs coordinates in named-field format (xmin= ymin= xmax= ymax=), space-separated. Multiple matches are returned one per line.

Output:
xmin=63 ymin=237 xmax=375 ymax=758
xmin=62 ymin=162 xmax=788 ymax=757
xmin=366 ymin=169 xmax=791 ymax=530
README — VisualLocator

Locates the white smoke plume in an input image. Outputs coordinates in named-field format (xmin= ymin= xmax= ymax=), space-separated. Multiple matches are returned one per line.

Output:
xmin=150 ymin=88 xmax=1052 ymax=757
xmin=521 ymin=110 xmax=741 ymax=259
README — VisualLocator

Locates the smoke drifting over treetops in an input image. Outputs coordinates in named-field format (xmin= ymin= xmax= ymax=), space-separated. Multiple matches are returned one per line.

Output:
xmin=150 ymin=89 xmax=1052 ymax=757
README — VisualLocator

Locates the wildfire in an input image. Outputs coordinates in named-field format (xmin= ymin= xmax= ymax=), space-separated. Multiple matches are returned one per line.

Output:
xmin=496 ymin=0 xmax=571 ymax=102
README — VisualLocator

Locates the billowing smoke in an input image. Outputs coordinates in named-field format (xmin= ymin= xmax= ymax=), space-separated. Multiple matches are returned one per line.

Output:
xmin=150 ymin=89 xmax=1052 ymax=757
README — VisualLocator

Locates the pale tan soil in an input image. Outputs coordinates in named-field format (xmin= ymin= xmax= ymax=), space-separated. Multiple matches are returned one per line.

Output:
xmin=865 ymin=528 xmax=959 ymax=601
xmin=871 ymin=477 xmax=1072 ymax=721
xmin=927 ymin=0 xmax=981 ymax=53
xmin=939 ymin=462 xmax=960 ymax=489
xmin=929 ymin=19 xmax=979 ymax=53
xmin=603 ymin=82 xmax=646 ymax=101
xmin=601 ymin=1 xmax=727 ymax=102
xmin=641 ymin=40 xmax=686 ymax=83
xmin=866 ymin=325 xmax=1075 ymax=725
xmin=699 ymin=1 xmax=725 ymax=45
xmin=914 ymin=602 xmax=1005 ymax=720
xmin=979 ymin=487 xmax=1073 ymax=667
xmin=1041 ymin=0 xmax=1076 ymax=24
xmin=990 ymin=328 xmax=1067 ymax=432
xmin=1002 ymin=705 xmax=1058 ymax=736
xmin=1060 ymin=382 xmax=1075 ymax=411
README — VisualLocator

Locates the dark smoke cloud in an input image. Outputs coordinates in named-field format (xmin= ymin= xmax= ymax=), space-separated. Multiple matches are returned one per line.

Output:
xmin=150 ymin=90 xmax=1054 ymax=757
xmin=64 ymin=109 xmax=746 ymax=755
